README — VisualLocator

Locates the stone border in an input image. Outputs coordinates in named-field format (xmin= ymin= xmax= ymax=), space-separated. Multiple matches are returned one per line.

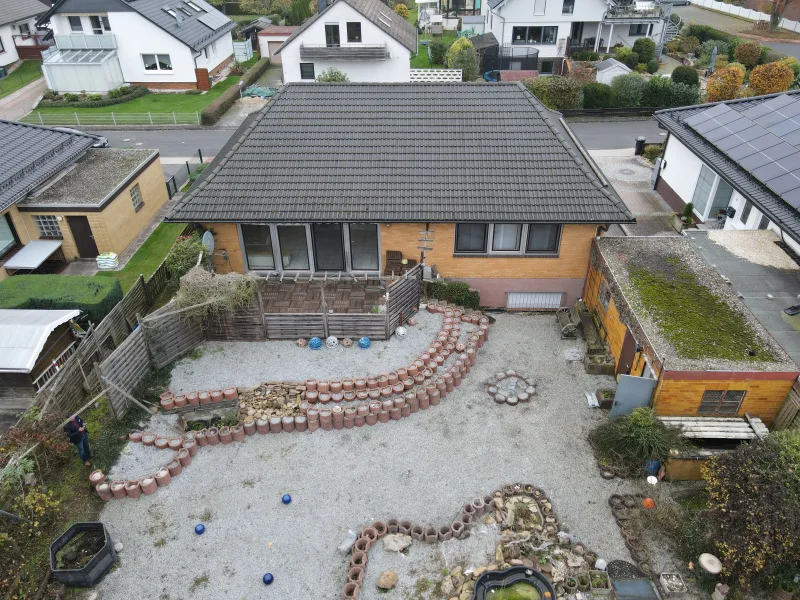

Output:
xmin=486 ymin=370 xmax=537 ymax=406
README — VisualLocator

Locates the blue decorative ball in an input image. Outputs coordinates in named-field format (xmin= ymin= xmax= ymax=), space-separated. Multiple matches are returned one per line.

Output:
xmin=358 ymin=337 xmax=371 ymax=349
xmin=282 ymin=494 xmax=292 ymax=505
xmin=263 ymin=573 xmax=274 ymax=585
xmin=195 ymin=524 xmax=205 ymax=535
xmin=309 ymin=337 xmax=322 ymax=350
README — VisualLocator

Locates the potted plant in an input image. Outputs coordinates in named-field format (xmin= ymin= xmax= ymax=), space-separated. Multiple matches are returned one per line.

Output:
xmin=538 ymin=555 xmax=552 ymax=574
xmin=564 ymin=577 xmax=578 ymax=593
xmin=577 ymin=573 xmax=591 ymax=591
xmin=680 ymin=203 xmax=695 ymax=229
xmin=590 ymin=571 xmax=611 ymax=596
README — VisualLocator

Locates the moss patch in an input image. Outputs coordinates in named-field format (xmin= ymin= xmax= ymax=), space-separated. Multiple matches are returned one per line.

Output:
xmin=628 ymin=256 xmax=773 ymax=362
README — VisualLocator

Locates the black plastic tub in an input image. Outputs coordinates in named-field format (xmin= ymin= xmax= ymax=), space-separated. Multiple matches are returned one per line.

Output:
xmin=472 ymin=566 xmax=556 ymax=600
xmin=50 ymin=522 xmax=116 ymax=587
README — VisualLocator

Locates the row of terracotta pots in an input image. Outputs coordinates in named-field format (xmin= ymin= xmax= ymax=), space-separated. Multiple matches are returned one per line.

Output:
xmin=159 ymin=387 xmax=239 ymax=411
xmin=128 ymin=430 xmax=198 ymax=455
xmin=92 ymin=446 xmax=195 ymax=501
xmin=193 ymin=423 xmax=250 ymax=446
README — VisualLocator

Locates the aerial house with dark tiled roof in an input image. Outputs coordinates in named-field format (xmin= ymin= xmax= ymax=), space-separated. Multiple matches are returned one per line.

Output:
xmin=167 ymin=82 xmax=634 ymax=310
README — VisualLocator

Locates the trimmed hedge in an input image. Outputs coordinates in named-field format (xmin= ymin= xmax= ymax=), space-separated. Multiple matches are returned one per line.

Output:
xmin=426 ymin=280 xmax=480 ymax=310
xmin=685 ymin=24 xmax=735 ymax=43
xmin=582 ymin=82 xmax=613 ymax=108
xmin=201 ymin=57 xmax=270 ymax=125
xmin=36 ymin=85 xmax=149 ymax=109
xmin=672 ymin=65 xmax=699 ymax=86
xmin=572 ymin=51 xmax=600 ymax=61
xmin=0 ymin=275 xmax=123 ymax=323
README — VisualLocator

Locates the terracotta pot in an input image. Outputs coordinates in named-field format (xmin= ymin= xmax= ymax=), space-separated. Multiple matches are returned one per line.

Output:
xmin=393 ymin=397 xmax=405 ymax=409
xmin=160 ymin=395 xmax=175 ymax=411
xmin=218 ymin=427 xmax=232 ymax=444
xmin=223 ymin=387 xmax=238 ymax=400
xmin=381 ymin=399 xmax=393 ymax=412
xmin=256 ymin=419 xmax=269 ymax=434
xmin=195 ymin=430 xmax=209 ymax=446
xmin=354 ymin=415 xmax=365 ymax=427
xmin=231 ymin=424 xmax=245 ymax=442
xmin=391 ymin=382 xmax=405 ymax=395
xmin=444 ymin=373 xmax=455 ymax=392
xmin=167 ymin=460 xmax=182 ymax=477
xmin=427 ymin=361 xmax=438 ymax=373
xmin=155 ymin=468 xmax=171 ymax=487
xmin=110 ymin=480 xmax=127 ymax=499
xmin=89 ymin=469 xmax=105 ymax=485
xmin=318 ymin=381 xmax=330 ymax=393
xmin=348 ymin=566 xmax=365 ymax=584
xmin=399 ymin=520 xmax=413 ymax=535
xmin=129 ymin=430 xmax=143 ymax=443
xmin=342 ymin=379 xmax=355 ymax=392
xmin=96 ymin=482 xmax=114 ymax=501
xmin=142 ymin=432 xmax=156 ymax=446
xmin=168 ymin=437 xmax=183 ymax=451
xmin=154 ymin=437 xmax=169 ymax=450
xmin=319 ymin=409 xmax=332 ymax=423
xmin=356 ymin=404 xmax=370 ymax=417
xmin=177 ymin=448 xmax=191 ymax=467
xmin=387 ymin=372 xmax=399 ymax=386
xmin=125 ymin=480 xmax=142 ymax=499
xmin=308 ymin=419 xmax=320 ymax=432
xmin=369 ymin=401 xmax=382 ymax=415
xmin=282 ymin=416 xmax=296 ymax=433
xmin=183 ymin=439 xmax=198 ymax=457
xmin=206 ymin=427 xmax=220 ymax=445
xmin=387 ymin=519 xmax=399 ymax=534
xmin=306 ymin=379 xmax=318 ymax=392
xmin=355 ymin=378 xmax=367 ymax=391
xmin=436 ymin=379 xmax=447 ymax=400
xmin=140 ymin=476 xmax=158 ymax=496
xmin=269 ymin=417 xmax=283 ymax=433
xmin=401 ymin=404 xmax=411 ymax=418
xmin=422 ymin=368 xmax=433 ymax=379
xmin=378 ymin=411 xmax=390 ymax=423
xmin=381 ymin=386 xmax=392 ymax=398
xmin=396 ymin=367 xmax=408 ymax=381
xmin=344 ymin=390 xmax=356 ymax=402
xmin=305 ymin=390 xmax=319 ymax=404
xmin=451 ymin=520 xmax=466 ymax=539
xmin=330 ymin=380 xmax=343 ymax=393
xmin=378 ymin=375 xmax=389 ymax=387
xmin=403 ymin=378 xmax=414 ymax=390
xmin=419 ymin=392 xmax=430 ymax=410
xmin=411 ymin=525 xmax=425 ymax=541
xmin=344 ymin=582 xmax=360 ymax=599
xmin=366 ymin=413 xmax=378 ymax=426
xmin=319 ymin=392 xmax=331 ymax=403
xmin=390 ymin=407 xmax=401 ymax=420
xmin=211 ymin=390 xmax=224 ymax=403
xmin=171 ymin=394 xmax=187 ymax=409
xmin=244 ymin=419 xmax=257 ymax=436
xmin=408 ymin=364 xmax=419 ymax=377
xmin=350 ymin=551 xmax=367 ymax=569
xmin=356 ymin=390 xmax=369 ymax=401
xmin=307 ymin=408 xmax=319 ymax=421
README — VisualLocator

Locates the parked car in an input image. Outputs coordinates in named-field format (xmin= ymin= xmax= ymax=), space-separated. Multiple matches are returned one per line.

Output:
xmin=52 ymin=127 xmax=109 ymax=148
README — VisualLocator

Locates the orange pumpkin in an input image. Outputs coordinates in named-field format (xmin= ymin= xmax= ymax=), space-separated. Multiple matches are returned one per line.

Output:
xmin=642 ymin=497 xmax=656 ymax=509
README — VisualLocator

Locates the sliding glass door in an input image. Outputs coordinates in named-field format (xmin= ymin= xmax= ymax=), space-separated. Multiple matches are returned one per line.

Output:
xmin=277 ymin=225 xmax=310 ymax=270
xmin=241 ymin=225 xmax=274 ymax=270
xmin=312 ymin=223 xmax=346 ymax=271
xmin=350 ymin=223 xmax=379 ymax=270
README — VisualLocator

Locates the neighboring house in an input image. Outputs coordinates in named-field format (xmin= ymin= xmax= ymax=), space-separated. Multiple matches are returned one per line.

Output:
xmin=274 ymin=0 xmax=417 ymax=83
xmin=654 ymin=91 xmax=800 ymax=254
xmin=585 ymin=236 xmax=798 ymax=428
xmin=0 ymin=0 xmax=52 ymax=69
xmin=0 ymin=308 xmax=79 ymax=411
xmin=257 ymin=25 xmax=298 ymax=65
xmin=36 ymin=0 xmax=235 ymax=92
xmin=239 ymin=16 xmax=272 ymax=51
xmin=480 ymin=0 xmax=673 ymax=75
xmin=166 ymin=82 xmax=634 ymax=309
xmin=0 ymin=120 xmax=169 ymax=279
xmin=594 ymin=57 xmax=630 ymax=84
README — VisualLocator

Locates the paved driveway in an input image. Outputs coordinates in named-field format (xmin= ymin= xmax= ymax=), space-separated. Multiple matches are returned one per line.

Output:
xmin=0 ymin=78 xmax=45 ymax=121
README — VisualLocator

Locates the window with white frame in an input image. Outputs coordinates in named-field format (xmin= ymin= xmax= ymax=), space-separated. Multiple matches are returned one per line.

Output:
xmin=454 ymin=223 xmax=561 ymax=255
xmin=89 ymin=15 xmax=111 ymax=34
xmin=534 ymin=0 xmax=547 ymax=15
xmin=629 ymin=24 xmax=648 ymax=36
xmin=19 ymin=23 xmax=31 ymax=36
xmin=130 ymin=183 xmax=143 ymax=211
xmin=691 ymin=164 xmax=733 ymax=222
xmin=34 ymin=215 xmax=63 ymax=239
xmin=68 ymin=16 xmax=83 ymax=32
xmin=142 ymin=54 xmax=172 ymax=71
xmin=698 ymin=389 xmax=745 ymax=415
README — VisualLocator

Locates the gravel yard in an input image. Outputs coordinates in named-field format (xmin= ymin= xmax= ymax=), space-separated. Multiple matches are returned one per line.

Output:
xmin=96 ymin=313 xmax=636 ymax=600
xmin=707 ymin=229 xmax=800 ymax=271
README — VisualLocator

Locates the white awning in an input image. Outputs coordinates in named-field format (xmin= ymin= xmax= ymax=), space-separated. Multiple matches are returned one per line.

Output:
xmin=3 ymin=240 xmax=62 ymax=270
xmin=0 ymin=309 xmax=80 ymax=373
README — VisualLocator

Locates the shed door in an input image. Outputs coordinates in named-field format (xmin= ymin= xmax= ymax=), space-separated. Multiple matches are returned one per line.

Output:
xmin=507 ymin=292 xmax=563 ymax=310
xmin=616 ymin=328 xmax=636 ymax=376
xmin=610 ymin=374 xmax=657 ymax=418
xmin=268 ymin=41 xmax=282 ymax=64
xmin=67 ymin=216 xmax=99 ymax=259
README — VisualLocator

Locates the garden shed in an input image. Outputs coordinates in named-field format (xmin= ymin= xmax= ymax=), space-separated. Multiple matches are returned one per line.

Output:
xmin=594 ymin=58 xmax=630 ymax=85
xmin=583 ymin=236 xmax=799 ymax=427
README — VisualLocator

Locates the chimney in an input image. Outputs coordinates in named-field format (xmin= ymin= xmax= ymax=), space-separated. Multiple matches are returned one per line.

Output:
xmin=175 ymin=11 xmax=183 ymax=26
xmin=318 ymin=0 xmax=328 ymax=13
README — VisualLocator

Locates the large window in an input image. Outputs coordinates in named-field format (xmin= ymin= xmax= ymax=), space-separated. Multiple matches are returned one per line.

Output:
xmin=19 ymin=23 xmax=31 ymax=36
xmin=455 ymin=224 xmax=488 ymax=253
xmin=142 ymin=54 xmax=172 ymax=71
xmin=534 ymin=0 xmax=547 ymax=14
xmin=562 ymin=0 xmax=574 ymax=13
xmin=698 ymin=390 xmax=745 ymax=415
xmin=347 ymin=22 xmax=362 ymax=42
xmin=511 ymin=26 xmax=557 ymax=44
xmin=241 ymin=225 xmax=275 ymax=270
xmin=68 ymin=16 xmax=83 ymax=32
xmin=312 ymin=223 xmax=345 ymax=271
xmin=130 ymin=183 xmax=143 ymax=211
xmin=325 ymin=24 xmax=340 ymax=46
xmin=300 ymin=63 xmax=315 ymax=79
xmin=492 ymin=224 xmax=521 ymax=252
xmin=526 ymin=224 xmax=560 ymax=254
xmin=277 ymin=225 xmax=310 ymax=270
xmin=89 ymin=15 xmax=111 ymax=34
xmin=0 ymin=214 xmax=18 ymax=257
xmin=691 ymin=164 xmax=717 ymax=217
xmin=350 ymin=223 xmax=379 ymax=270
xmin=691 ymin=164 xmax=735 ymax=222
xmin=34 ymin=215 xmax=62 ymax=239
xmin=740 ymin=200 xmax=753 ymax=224
xmin=629 ymin=24 xmax=648 ymax=36
xmin=455 ymin=223 xmax=561 ymax=255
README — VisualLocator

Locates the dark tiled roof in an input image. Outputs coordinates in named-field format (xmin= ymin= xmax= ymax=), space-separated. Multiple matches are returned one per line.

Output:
xmin=0 ymin=120 xmax=97 ymax=212
xmin=470 ymin=32 xmax=498 ymax=51
xmin=655 ymin=90 xmax=800 ymax=246
xmin=258 ymin=25 xmax=298 ymax=36
xmin=275 ymin=0 xmax=417 ymax=55
xmin=167 ymin=83 xmax=634 ymax=224
xmin=0 ymin=0 xmax=48 ymax=27
xmin=40 ymin=0 xmax=234 ymax=51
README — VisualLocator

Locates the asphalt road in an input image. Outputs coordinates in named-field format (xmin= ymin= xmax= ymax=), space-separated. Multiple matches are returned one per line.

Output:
xmin=674 ymin=5 xmax=800 ymax=60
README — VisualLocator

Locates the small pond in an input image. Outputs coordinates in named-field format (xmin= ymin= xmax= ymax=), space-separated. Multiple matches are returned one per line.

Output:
xmin=488 ymin=581 xmax=542 ymax=600
xmin=473 ymin=567 xmax=555 ymax=600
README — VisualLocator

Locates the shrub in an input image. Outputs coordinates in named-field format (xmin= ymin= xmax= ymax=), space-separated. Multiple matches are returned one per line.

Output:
xmin=642 ymin=144 xmax=662 ymax=163
xmin=779 ymin=56 xmax=800 ymax=79
xmin=634 ymin=63 xmax=646 ymax=73
xmin=680 ymin=35 xmax=700 ymax=54
xmin=706 ymin=66 xmax=744 ymax=102
xmin=572 ymin=51 xmax=599 ymax=61
xmin=588 ymin=407 xmax=690 ymax=476
xmin=166 ymin=233 xmax=209 ymax=279
xmin=316 ymin=67 xmax=349 ymax=82
xmin=685 ymin=24 xmax=733 ymax=43
xmin=615 ymin=46 xmax=632 ymax=62
xmin=426 ymin=280 xmax=480 ymax=309
xmin=665 ymin=39 xmax=681 ymax=54
xmin=671 ymin=65 xmax=699 ymax=86
xmin=734 ymin=41 xmax=761 ymax=68
xmin=524 ymin=76 xmax=581 ymax=109
xmin=646 ymin=59 xmax=659 ymax=74
xmin=524 ymin=77 xmax=552 ymax=106
xmin=633 ymin=38 xmax=656 ymax=64
xmin=0 ymin=275 xmax=122 ymax=323
xmin=582 ymin=82 xmax=613 ymax=108
xmin=736 ymin=86 xmax=757 ymax=98
xmin=642 ymin=75 xmax=671 ymax=106
xmin=108 ymin=88 xmax=122 ymax=99
xmin=36 ymin=85 xmax=149 ymax=109
xmin=201 ymin=57 xmax=270 ymax=125
xmin=65 ymin=93 xmax=80 ymax=102
xmin=611 ymin=73 xmax=647 ymax=107
xmin=668 ymin=81 xmax=701 ymax=107
xmin=624 ymin=52 xmax=640 ymax=70
xmin=429 ymin=38 xmax=450 ymax=65
xmin=727 ymin=61 xmax=747 ymax=76
xmin=88 ymin=93 xmax=102 ymax=101
xmin=394 ymin=3 xmax=409 ymax=17
xmin=749 ymin=61 xmax=794 ymax=95
xmin=446 ymin=37 xmax=479 ymax=81
xmin=184 ymin=88 xmax=204 ymax=94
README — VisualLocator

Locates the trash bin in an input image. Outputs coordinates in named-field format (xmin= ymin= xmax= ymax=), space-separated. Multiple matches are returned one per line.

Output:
xmin=635 ymin=136 xmax=647 ymax=156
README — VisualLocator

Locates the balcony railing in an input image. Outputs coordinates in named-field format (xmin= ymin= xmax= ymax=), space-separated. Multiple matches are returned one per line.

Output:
xmin=299 ymin=43 xmax=388 ymax=61
xmin=54 ymin=33 xmax=117 ymax=50
xmin=12 ymin=33 xmax=54 ymax=48
xmin=604 ymin=4 xmax=665 ymax=20
xmin=32 ymin=342 xmax=76 ymax=393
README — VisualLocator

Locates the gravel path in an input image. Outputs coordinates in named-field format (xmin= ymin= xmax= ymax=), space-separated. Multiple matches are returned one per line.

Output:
xmin=169 ymin=311 xmax=443 ymax=393
xmin=107 ymin=414 xmax=181 ymax=482
xmin=97 ymin=313 xmax=635 ymax=600
xmin=707 ymin=229 xmax=800 ymax=271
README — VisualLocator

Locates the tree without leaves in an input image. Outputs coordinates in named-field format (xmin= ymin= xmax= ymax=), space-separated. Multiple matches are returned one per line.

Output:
xmin=761 ymin=0 xmax=800 ymax=32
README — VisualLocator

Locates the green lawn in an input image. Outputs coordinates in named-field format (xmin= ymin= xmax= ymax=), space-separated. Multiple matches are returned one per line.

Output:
xmin=411 ymin=31 xmax=457 ymax=69
xmin=96 ymin=222 xmax=186 ymax=293
xmin=407 ymin=7 xmax=418 ymax=24
xmin=28 ymin=75 xmax=240 ymax=115
xmin=0 ymin=60 xmax=43 ymax=99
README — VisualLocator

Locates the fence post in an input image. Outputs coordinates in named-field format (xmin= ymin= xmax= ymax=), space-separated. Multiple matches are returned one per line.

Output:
xmin=195 ymin=111 xmax=200 ymax=124
xmin=38 ymin=112 xmax=44 ymax=125
xmin=74 ymin=112 xmax=79 ymax=126
xmin=173 ymin=111 xmax=177 ymax=125
xmin=149 ymin=112 xmax=153 ymax=125
xmin=140 ymin=274 xmax=151 ymax=308
xmin=186 ymin=161 xmax=191 ymax=176
xmin=112 ymin=112 xmax=116 ymax=126
xmin=198 ymin=149 xmax=203 ymax=163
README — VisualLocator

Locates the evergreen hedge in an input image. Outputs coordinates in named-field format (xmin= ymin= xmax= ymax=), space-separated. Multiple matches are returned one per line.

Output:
xmin=426 ymin=281 xmax=480 ymax=309
xmin=0 ymin=275 xmax=123 ymax=322
xmin=201 ymin=57 xmax=270 ymax=125
xmin=36 ymin=85 xmax=149 ymax=109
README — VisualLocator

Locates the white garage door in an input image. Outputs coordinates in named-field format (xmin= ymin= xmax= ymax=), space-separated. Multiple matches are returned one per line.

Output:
xmin=507 ymin=292 xmax=563 ymax=310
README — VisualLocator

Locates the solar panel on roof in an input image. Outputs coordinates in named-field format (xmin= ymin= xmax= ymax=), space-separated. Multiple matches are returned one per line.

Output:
xmin=198 ymin=10 xmax=229 ymax=29
xmin=782 ymin=187 xmax=800 ymax=209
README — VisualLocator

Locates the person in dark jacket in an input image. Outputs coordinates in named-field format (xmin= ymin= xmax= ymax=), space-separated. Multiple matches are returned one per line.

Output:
xmin=64 ymin=415 xmax=92 ymax=466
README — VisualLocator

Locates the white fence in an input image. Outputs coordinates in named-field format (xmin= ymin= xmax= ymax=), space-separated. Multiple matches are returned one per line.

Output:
xmin=233 ymin=40 xmax=254 ymax=62
xmin=22 ymin=111 xmax=201 ymax=126
xmin=410 ymin=69 xmax=463 ymax=82
xmin=691 ymin=0 xmax=800 ymax=33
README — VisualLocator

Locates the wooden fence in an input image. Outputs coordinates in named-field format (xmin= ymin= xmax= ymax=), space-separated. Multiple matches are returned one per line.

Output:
xmin=773 ymin=380 xmax=800 ymax=430
xmin=386 ymin=265 xmax=422 ymax=331
xmin=98 ymin=328 xmax=151 ymax=417
xmin=140 ymin=304 xmax=205 ymax=369
xmin=207 ymin=300 xmax=266 ymax=341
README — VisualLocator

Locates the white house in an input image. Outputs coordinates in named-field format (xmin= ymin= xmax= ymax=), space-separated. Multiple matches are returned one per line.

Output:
xmin=258 ymin=25 xmax=298 ymax=65
xmin=274 ymin=0 xmax=417 ymax=83
xmin=37 ymin=0 xmax=235 ymax=93
xmin=655 ymin=91 xmax=800 ymax=254
xmin=480 ymin=0 xmax=671 ymax=74
xmin=0 ymin=0 xmax=51 ymax=70
xmin=595 ymin=57 xmax=630 ymax=84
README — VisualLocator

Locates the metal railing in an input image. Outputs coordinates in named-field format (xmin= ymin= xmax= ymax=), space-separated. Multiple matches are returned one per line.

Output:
xmin=12 ymin=33 xmax=54 ymax=48
xmin=299 ymin=43 xmax=388 ymax=60
xmin=22 ymin=111 xmax=201 ymax=126
xmin=32 ymin=342 xmax=77 ymax=393
xmin=54 ymin=33 xmax=117 ymax=49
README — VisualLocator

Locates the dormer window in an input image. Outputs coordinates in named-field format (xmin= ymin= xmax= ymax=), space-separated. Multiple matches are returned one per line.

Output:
xmin=346 ymin=22 xmax=361 ymax=42
xmin=179 ymin=6 xmax=193 ymax=16
xmin=163 ymin=7 xmax=177 ymax=17
xmin=186 ymin=0 xmax=203 ymax=10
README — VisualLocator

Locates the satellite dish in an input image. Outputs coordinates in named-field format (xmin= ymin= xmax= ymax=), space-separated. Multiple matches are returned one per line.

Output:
xmin=202 ymin=231 xmax=214 ymax=253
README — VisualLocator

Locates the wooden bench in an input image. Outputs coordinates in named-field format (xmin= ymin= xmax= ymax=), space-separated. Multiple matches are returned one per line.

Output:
xmin=657 ymin=415 xmax=769 ymax=441
xmin=555 ymin=306 xmax=579 ymax=339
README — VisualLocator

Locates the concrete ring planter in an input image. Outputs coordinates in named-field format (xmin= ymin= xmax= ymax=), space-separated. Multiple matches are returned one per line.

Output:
xmin=155 ymin=468 xmax=171 ymax=487
xmin=166 ymin=460 xmax=182 ymax=477
xmin=218 ymin=427 xmax=233 ymax=444
xmin=347 ymin=566 xmax=364 ymax=584
xmin=343 ymin=582 xmax=360 ymax=599
xmin=168 ymin=438 xmax=183 ymax=451
xmin=124 ymin=480 xmax=142 ymax=499
xmin=154 ymin=437 xmax=169 ymax=450
xmin=350 ymin=551 xmax=367 ymax=569
xmin=176 ymin=448 xmax=191 ymax=467
xmin=142 ymin=433 xmax=156 ymax=446
xmin=410 ymin=525 xmax=425 ymax=541
xmin=231 ymin=424 xmax=245 ymax=441
xmin=110 ymin=481 xmax=126 ymax=499
xmin=353 ymin=537 xmax=371 ymax=553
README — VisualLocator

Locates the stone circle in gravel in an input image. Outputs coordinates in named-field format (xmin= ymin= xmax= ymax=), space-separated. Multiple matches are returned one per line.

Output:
xmin=486 ymin=370 xmax=535 ymax=406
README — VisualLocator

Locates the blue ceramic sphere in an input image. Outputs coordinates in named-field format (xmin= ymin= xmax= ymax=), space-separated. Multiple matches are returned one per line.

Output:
xmin=358 ymin=336 xmax=371 ymax=349
xmin=195 ymin=524 xmax=205 ymax=535
xmin=282 ymin=494 xmax=292 ymax=505
xmin=309 ymin=337 xmax=322 ymax=350
xmin=263 ymin=573 xmax=274 ymax=585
